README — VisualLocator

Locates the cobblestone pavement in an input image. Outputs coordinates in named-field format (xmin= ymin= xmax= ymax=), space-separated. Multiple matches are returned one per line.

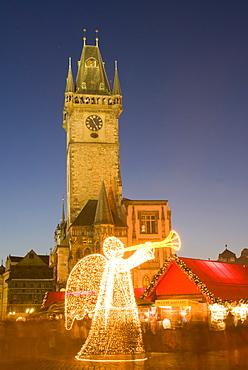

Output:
xmin=1 ymin=321 xmax=248 ymax=369
xmin=1 ymin=350 xmax=248 ymax=370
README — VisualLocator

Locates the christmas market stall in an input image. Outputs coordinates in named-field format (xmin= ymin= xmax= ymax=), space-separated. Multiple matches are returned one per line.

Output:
xmin=141 ymin=256 xmax=248 ymax=331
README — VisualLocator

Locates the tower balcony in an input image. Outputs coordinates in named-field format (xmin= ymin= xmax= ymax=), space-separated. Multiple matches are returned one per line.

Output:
xmin=64 ymin=93 xmax=122 ymax=108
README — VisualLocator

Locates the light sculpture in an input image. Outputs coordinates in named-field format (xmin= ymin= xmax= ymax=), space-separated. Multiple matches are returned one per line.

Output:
xmin=65 ymin=231 xmax=181 ymax=362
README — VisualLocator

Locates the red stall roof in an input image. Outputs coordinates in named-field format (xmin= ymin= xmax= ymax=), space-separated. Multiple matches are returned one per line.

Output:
xmin=42 ymin=291 xmax=65 ymax=307
xmin=142 ymin=256 xmax=248 ymax=304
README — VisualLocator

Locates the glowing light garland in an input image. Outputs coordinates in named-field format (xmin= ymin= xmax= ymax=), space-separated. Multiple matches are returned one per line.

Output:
xmin=65 ymin=233 xmax=180 ymax=362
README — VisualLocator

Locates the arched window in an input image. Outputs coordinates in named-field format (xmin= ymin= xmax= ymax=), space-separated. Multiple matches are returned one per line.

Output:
xmin=84 ymin=248 xmax=91 ymax=257
xmin=76 ymin=248 xmax=82 ymax=260
xmin=29 ymin=252 xmax=34 ymax=259
xmin=142 ymin=275 xmax=150 ymax=288
xmin=95 ymin=241 xmax=100 ymax=253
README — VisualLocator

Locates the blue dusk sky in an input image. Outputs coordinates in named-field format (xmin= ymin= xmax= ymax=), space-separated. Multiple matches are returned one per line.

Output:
xmin=0 ymin=0 xmax=247 ymax=264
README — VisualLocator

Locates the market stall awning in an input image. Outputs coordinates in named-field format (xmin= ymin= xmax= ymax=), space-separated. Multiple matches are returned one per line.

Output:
xmin=42 ymin=291 xmax=65 ymax=307
xmin=142 ymin=256 xmax=248 ymax=304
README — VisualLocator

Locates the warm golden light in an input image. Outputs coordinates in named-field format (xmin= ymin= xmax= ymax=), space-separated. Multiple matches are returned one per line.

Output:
xmin=65 ymin=236 xmax=158 ymax=361
xmin=124 ymin=230 xmax=181 ymax=252
xmin=65 ymin=234 xmax=181 ymax=361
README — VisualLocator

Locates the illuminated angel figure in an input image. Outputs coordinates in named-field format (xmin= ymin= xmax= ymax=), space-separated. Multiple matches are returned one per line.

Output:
xmin=65 ymin=232 xmax=181 ymax=361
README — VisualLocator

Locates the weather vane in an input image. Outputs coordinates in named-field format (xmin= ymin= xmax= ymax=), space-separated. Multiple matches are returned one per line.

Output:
xmin=83 ymin=28 xmax=86 ymax=46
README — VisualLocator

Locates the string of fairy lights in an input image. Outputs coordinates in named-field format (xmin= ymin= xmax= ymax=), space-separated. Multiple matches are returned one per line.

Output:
xmin=65 ymin=236 xmax=154 ymax=361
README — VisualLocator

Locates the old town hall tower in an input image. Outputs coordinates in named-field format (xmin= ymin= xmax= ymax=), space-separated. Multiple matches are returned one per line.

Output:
xmin=51 ymin=33 xmax=172 ymax=291
xmin=64 ymin=37 xmax=123 ymax=226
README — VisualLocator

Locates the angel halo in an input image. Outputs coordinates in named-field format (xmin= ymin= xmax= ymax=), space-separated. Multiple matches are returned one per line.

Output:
xmin=65 ymin=232 xmax=181 ymax=362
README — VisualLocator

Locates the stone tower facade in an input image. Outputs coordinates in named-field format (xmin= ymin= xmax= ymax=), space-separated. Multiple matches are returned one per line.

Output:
xmin=63 ymin=41 xmax=123 ymax=227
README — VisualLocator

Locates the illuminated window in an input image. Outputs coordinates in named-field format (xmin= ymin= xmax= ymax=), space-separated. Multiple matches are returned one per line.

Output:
xmin=85 ymin=58 xmax=99 ymax=67
xmin=139 ymin=212 xmax=159 ymax=234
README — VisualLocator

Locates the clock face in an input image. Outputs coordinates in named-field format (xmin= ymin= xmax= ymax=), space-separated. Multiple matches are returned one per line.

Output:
xmin=85 ymin=115 xmax=103 ymax=131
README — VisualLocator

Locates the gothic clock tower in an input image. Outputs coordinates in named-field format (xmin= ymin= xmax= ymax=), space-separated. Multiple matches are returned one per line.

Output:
xmin=63 ymin=34 xmax=123 ymax=227
xmin=51 ymin=33 xmax=127 ymax=289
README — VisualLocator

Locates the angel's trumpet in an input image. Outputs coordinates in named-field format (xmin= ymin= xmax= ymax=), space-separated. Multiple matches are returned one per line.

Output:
xmin=124 ymin=230 xmax=181 ymax=252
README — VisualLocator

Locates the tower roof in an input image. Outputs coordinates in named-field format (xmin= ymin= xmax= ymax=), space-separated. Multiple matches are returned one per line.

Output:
xmin=76 ymin=44 xmax=111 ymax=95
xmin=94 ymin=181 xmax=114 ymax=225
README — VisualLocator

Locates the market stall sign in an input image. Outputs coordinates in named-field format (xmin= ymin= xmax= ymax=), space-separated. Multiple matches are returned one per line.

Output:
xmin=155 ymin=299 xmax=199 ymax=307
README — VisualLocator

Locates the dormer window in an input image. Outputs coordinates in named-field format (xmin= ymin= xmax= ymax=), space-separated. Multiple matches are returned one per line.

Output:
xmin=85 ymin=58 xmax=99 ymax=67
xmin=99 ymin=83 xmax=104 ymax=90
xmin=81 ymin=82 xmax=87 ymax=90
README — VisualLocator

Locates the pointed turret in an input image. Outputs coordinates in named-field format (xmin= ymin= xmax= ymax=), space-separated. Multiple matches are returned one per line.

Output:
xmin=75 ymin=37 xmax=111 ymax=95
xmin=61 ymin=198 xmax=65 ymax=223
xmin=65 ymin=58 xmax=74 ymax=93
xmin=94 ymin=181 xmax=114 ymax=225
xmin=113 ymin=61 xmax=122 ymax=95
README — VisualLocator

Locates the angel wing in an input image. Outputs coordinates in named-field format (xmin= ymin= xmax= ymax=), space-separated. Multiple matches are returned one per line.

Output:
xmin=65 ymin=253 xmax=107 ymax=330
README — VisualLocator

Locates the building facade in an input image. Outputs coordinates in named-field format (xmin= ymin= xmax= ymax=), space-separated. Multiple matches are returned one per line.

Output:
xmin=218 ymin=246 xmax=248 ymax=265
xmin=0 ymin=250 xmax=53 ymax=320
xmin=50 ymin=34 xmax=173 ymax=291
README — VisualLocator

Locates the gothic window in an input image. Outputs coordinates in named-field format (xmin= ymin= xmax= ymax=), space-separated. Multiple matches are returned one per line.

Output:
xmin=76 ymin=248 xmax=82 ymax=260
xmin=138 ymin=211 xmax=159 ymax=234
xmin=95 ymin=241 xmax=100 ymax=253
xmin=142 ymin=275 xmax=150 ymax=288
xmin=84 ymin=248 xmax=91 ymax=257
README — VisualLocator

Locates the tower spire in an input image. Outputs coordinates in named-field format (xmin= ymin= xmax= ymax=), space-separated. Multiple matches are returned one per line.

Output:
xmin=65 ymin=57 xmax=74 ymax=92
xmin=94 ymin=181 xmax=114 ymax=225
xmin=113 ymin=60 xmax=122 ymax=95
xmin=61 ymin=197 xmax=65 ymax=223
